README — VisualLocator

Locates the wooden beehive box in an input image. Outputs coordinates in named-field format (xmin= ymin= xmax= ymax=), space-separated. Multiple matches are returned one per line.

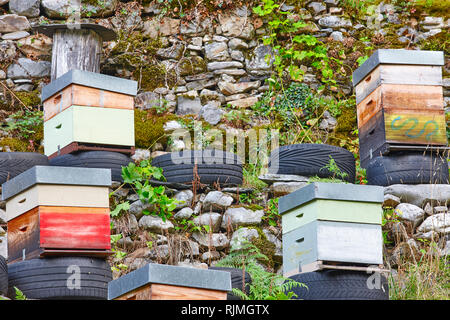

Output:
xmin=2 ymin=166 xmax=112 ymax=263
xmin=352 ymin=49 xmax=446 ymax=168
xmin=108 ymin=263 xmax=231 ymax=300
xmin=279 ymin=182 xmax=384 ymax=276
xmin=43 ymin=105 xmax=135 ymax=157
xmin=42 ymin=69 xmax=137 ymax=121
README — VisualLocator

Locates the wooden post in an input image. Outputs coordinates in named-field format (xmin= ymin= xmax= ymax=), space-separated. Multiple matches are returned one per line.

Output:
xmin=34 ymin=24 xmax=117 ymax=80
xmin=51 ymin=29 xmax=102 ymax=80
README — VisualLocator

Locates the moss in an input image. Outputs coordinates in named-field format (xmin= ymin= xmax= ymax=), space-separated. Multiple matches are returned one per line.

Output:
xmin=418 ymin=31 xmax=450 ymax=55
xmin=0 ymin=137 xmax=31 ymax=152
xmin=134 ymin=64 xmax=177 ymax=92
xmin=12 ymin=91 xmax=41 ymax=108
xmin=335 ymin=104 xmax=357 ymax=133
xmin=134 ymin=109 xmax=180 ymax=149
xmin=177 ymin=56 xmax=207 ymax=76
xmin=243 ymin=226 xmax=279 ymax=270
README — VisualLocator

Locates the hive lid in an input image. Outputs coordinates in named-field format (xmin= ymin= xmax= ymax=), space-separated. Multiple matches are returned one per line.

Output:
xmin=34 ymin=23 xmax=117 ymax=42
xmin=352 ymin=49 xmax=444 ymax=87
xmin=2 ymin=165 xmax=112 ymax=201
xmin=108 ymin=263 xmax=232 ymax=300
xmin=41 ymin=69 xmax=138 ymax=102
xmin=278 ymin=182 xmax=384 ymax=215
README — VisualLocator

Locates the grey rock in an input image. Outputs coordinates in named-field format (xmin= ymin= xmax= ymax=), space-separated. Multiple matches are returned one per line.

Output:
xmin=157 ymin=42 xmax=184 ymax=60
xmin=0 ymin=70 xmax=6 ymax=80
xmin=271 ymin=182 xmax=308 ymax=197
xmin=383 ymin=194 xmax=401 ymax=208
xmin=245 ymin=45 xmax=274 ymax=76
xmin=308 ymin=2 xmax=327 ymax=14
xmin=7 ymin=58 xmax=51 ymax=79
xmin=139 ymin=215 xmax=174 ymax=233
xmin=318 ymin=110 xmax=337 ymax=131
xmin=204 ymin=42 xmax=230 ymax=61
xmin=384 ymin=184 xmax=450 ymax=207
xmin=1 ymin=31 xmax=30 ymax=40
xmin=117 ymin=236 xmax=133 ymax=249
xmin=129 ymin=200 xmax=155 ymax=220
xmin=263 ymin=229 xmax=282 ymax=259
xmin=318 ymin=15 xmax=352 ymax=28
xmin=173 ymin=207 xmax=194 ymax=221
xmin=434 ymin=206 xmax=448 ymax=214
xmin=9 ymin=0 xmax=40 ymax=17
xmin=330 ymin=31 xmax=345 ymax=42
xmin=230 ymin=50 xmax=245 ymax=62
xmin=174 ymin=190 xmax=194 ymax=209
xmin=193 ymin=213 xmax=222 ymax=232
xmin=131 ymin=149 xmax=151 ymax=163
xmin=42 ymin=0 xmax=117 ymax=19
xmin=218 ymin=13 xmax=255 ymax=40
xmin=0 ymin=209 xmax=6 ymax=224
xmin=123 ymin=257 xmax=147 ymax=272
xmin=199 ymin=103 xmax=224 ymax=125
xmin=185 ymin=78 xmax=217 ymax=91
xmin=0 ymin=40 xmax=16 ymax=61
xmin=201 ymin=251 xmax=221 ymax=261
xmin=135 ymin=91 xmax=161 ymax=110
xmin=230 ymin=227 xmax=259 ymax=250
xmin=180 ymin=17 xmax=212 ymax=36
xmin=221 ymin=207 xmax=264 ymax=229
xmin=258 ymin=173 xmax=308 ymax=183
xmin=203 ymin=191 xmax=234 ymax=212
xmin=218 ymin=80 xmax=260 ymax=96
xmin=228 ymin=38 xmax=249 ymax=50
xmin=163 ymin=120 xmax=183 ymax=132
xmin=207 ymin=61 xmax=243 ymax=71
xmin=417 ymin=213 xmax=450 ymax=234
xmin=0 ymin=14 xmax=30 ymax=33
xmin=176 ymin=95 xmax=202 ymax=115
xmin=394 ymin=203 xmax=425 ymax=227
xmin=192 ymin=232 xmax=229 ymax=250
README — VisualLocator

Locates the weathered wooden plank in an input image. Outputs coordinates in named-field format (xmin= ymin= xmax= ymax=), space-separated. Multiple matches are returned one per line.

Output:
xmin=282 ymin=221 xmax=383 ymax=277
xmin=357 ymin=84 xmax=444 ymax=128
xmin=44 ymin=105 xmax=135 ymax=156
xmin=47 ymin=142 xmax=135 ymax=160
xmin=115 ymin=284 xmax=152 ymax=300
xmin=39 ymin=206 xmax=111 ymax=250
xmin=355 ymin=65 xmax=443 ymax=103
xmin=51 ymin=29 xmax=102 ymax=81
xmin=43 ymin=84 xmax=135 ymax=121
xmin=6 ymin=185 xmax=110 ymax=222
xmin=150 ymin=284 xmax=227 ymax=300
xmin=282 ymin=199 xmax=382 ymax=234
xmin=7 ymin=207 xmax=40 ymax=263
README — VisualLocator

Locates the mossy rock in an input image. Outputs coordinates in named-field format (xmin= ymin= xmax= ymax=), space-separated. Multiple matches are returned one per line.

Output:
xmin=133 ymin=64 xmax=177 ymax=92
xmin=134 ymin=109 xmax=180 ymax=149
xmin=177 ymin=56 xmax=207 ymax=76
xmin=335 ymin=105 xmax=357 ymax=133
xmin=14 ymin=91 xmax=41 ymax=108
xmin=0 ymin=138 xmax=31 ymax=152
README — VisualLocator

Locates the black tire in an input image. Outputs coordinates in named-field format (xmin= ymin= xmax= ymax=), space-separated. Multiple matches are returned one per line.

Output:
xmin=209 ymin=267 xmax=252 ymax=300
xmin=366 ymin=152 xmax=449 ymax=186
xmin=49 ymin=151 xmax=133 ymax=182
xmin=269 ymin=144 xmax=356 ymax=183
xmin=287 ymin=270 xmax=389 ymax=300
xmin=0 ymin=255 xmax=7 ymax=296
xmin=0 ymin=152 xmax=49 ymax=184
xmin=152 ymin=150 xmax=243 ymax=186
xmin=7 ymin=257 xmax=112 ymax=300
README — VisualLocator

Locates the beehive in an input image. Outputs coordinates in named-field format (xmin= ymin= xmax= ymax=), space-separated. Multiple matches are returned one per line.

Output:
xmin=2 ymin=166 xmax=112 ymax=263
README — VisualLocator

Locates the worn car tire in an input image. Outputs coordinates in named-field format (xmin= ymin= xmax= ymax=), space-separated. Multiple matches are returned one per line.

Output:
xmin=0 ymin=255 xmax=7 ymax=296
xmin=0 ymin=152 xmax=49 ymax=184
xmin=49 ymin=151 xmax=133 ymax=182
xmin=366 ymin=152 xmax=449 ymax=186
xmin=209 ymin=267 xmax=252 ymax=300
xmin=288 ymin=270 xmax=389 ymax=300
xmin=269 ymin=144 xmax=356 ymax=183
xmin=152 ymin=150 xmax=243 ymax=186
xmin=7 ymin=257 xmax=112 ymax=300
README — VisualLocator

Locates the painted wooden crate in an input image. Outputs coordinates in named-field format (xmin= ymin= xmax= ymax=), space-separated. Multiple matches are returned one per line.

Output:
xmin=2 ymin=166 xmax=112 ymax=262
xmin=43 ymin=105 xmax=135 ymax=157
xmin=108 ymin=263 xmax=231 ymax=300
xmin=279 ymin=182 xmax=384 ymax=234
xmin=42 ymin=69 xmax=137 ymax=121
xmin=282 ymin=220 xmax=383 ymax=277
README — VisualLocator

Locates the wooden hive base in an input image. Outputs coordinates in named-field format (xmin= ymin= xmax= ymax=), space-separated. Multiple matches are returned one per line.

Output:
xmin=48 ymin=142 xmax=135 ymax=160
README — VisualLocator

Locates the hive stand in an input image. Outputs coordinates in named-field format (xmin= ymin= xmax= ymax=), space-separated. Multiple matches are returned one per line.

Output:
xmin=279 ymin=182 xmax=386 ymax=276
xmin=2 ymin=166 xmax=113 ymax=263
xmin=108 ymin=264 xmax=232 ymax=300
xmin=352 ymin=49 xmax=448 ymax=168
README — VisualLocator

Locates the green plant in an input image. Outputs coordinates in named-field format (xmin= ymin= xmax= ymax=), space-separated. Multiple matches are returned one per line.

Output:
xmin=110 ymin=160 xmax=178 ymax=221
xmin=4 ymin=109 xmax=43 ymax=139
xmin=174 ymin=218 xmax=211 ymax=234
xmin=262 ymin=198 xmax=280 ymax=227
xmin=215 ymin=241 xmax=306 ymax=300
xmin=14 ymin=287 xmax=26 ymax=300
xmin=322 ymin=156 xmax=349 ymax=181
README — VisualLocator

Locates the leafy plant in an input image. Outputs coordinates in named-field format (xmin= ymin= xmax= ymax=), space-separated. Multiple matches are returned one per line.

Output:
xmin=4 ymin=109 xmax=43 ymax=139
xmin=262 ymin=198 xmax=280 ymax=227
xmin=14 ymin=287 xmax=26 ymax=300
xmin=215 ymin=241 xmax=306 ymax=300
xmin=322 ymin=156 xmax=349 ymax=181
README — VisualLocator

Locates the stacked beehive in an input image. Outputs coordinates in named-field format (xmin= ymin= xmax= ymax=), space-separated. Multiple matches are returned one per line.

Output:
xmin=279 ymin=182 xmax=384 ymax=276
xmin=41 ymin=69 xmax=137 ymax=159
xmin=2 ymin=165 xmax=113 ymax=299
xmin=353 ymin=49 xmax=447 ymax=169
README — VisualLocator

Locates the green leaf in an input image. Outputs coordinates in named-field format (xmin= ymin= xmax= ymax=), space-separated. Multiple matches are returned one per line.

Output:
xmin=110 ymin=202 xmax=130 ymax=217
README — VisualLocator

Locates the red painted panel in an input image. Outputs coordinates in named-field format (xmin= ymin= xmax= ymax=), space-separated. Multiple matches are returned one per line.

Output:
xmin=39 ymin=206 xmax=111 ymax=250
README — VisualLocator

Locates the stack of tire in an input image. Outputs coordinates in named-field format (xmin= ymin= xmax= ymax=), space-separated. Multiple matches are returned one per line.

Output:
xmin=365 ymin=151 xmax=449 ymax=186
xmin=151 ymin=149 xmax=243 ymax=186
xmin=0 ymin=152 xmax=49 ymax=185
xmin=269 ymin=143 xmax=388 ymax=300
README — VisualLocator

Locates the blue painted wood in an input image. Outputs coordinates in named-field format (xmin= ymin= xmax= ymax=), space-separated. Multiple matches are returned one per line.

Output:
xmin=1 ymin=165 xmax=112 ymax=201
xmin=42 ymin=69 xmax=138 ymax=101
xmin=108 ymin=263 xmax=232 ymax=300
xmin=278 ymin=182 xmax=384 ymax=215
xmin=352 ymin=49 xmax=444 ymax=86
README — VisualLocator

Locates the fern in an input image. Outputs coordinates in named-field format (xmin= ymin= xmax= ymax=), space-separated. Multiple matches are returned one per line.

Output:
xmin=215 ymin=241 xmax=307 ymax=300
